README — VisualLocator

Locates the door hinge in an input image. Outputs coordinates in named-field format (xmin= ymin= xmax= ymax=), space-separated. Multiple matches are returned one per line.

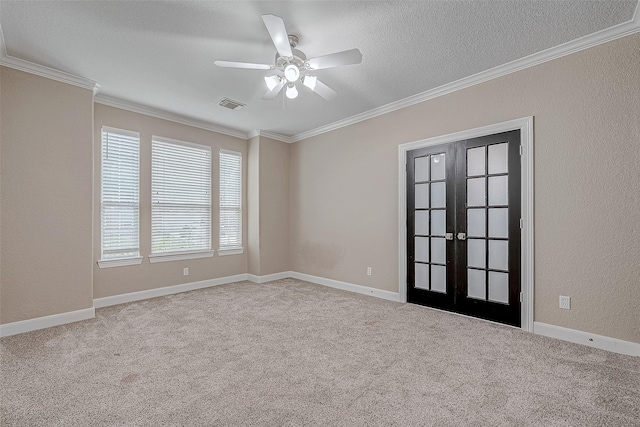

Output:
xmin=519 ymin=292 xmax=522 ymax=303
xmin=519 ymin=218 xmax=523 ymax=229
xmin=519 ymin=145 xmax=523 ymax=156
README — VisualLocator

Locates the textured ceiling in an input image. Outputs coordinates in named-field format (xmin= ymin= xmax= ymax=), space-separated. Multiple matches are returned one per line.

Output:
xmin=0 ymin=1 xmax=638 ymax=137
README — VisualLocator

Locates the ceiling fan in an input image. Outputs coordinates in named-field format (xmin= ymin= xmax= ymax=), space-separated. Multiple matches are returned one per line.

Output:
xmin=214 ymin=14 xmax=362 ymax=101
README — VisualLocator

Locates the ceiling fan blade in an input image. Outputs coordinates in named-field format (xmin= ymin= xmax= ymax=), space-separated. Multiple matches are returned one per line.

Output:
xmin=214 ymin=60 xmax=273 ymax=70
xmin=307 ymin=48 xmax=363 ymax=70
xmin=262 ymin=14 xmax=293 ymax=58
xmin=311 ymin=78 xmax=337 ymax=101
xmin=262 ymin=80 xmax=285 ymax=100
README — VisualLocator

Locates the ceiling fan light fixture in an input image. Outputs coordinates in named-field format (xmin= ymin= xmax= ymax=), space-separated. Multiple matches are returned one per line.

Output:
xmin=264 ymin=75 xmax=281 ymax=91
xmin=303 ymin=75 xmax=317 ymax=91
xmin=284 ymin=64 xmax=300 ymax=82
xmin=285 ymin=83 xmax=298 ymax=99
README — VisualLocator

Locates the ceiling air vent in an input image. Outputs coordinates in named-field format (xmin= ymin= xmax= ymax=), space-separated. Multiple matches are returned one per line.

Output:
xmin=218 ymin=98 xmax=245 ymax=111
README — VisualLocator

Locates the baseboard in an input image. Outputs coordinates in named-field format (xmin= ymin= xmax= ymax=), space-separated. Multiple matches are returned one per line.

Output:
xmin=0 ymin=307 xmax=95 ymax=338
xmin=93 ymin=273 xmax=249 ymax=308
xmin=290 ymin=271 xmax=401 ymax=302
xmin=533 ymin=322 xmax=639 ymax=357
xmin=246 ymin=271 xmax=291 ymax=284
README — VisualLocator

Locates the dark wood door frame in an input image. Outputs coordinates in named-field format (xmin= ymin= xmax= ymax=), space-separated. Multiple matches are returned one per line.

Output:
xmin=398 ymin=118 xmax=534 ymax=332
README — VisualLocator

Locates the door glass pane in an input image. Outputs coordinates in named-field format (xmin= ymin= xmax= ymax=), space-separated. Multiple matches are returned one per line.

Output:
xmin=415 ymin=156 xmax=430 ymax=182
xmin=488 ymin=208 xmax=508 ymax=238
xmin=431 ymin=153 xmax=446 ymax=180
xmin=467 ymin=178 xmax=486 ymax=207
xmin=467 ymin=239 xmax=486 ymax=268
xmin=415 ymin=237 xmax=429 ymax=262
xmin=488 ymin=240 xmax=508 ymax=271
xmin=431 ymin=265 xmax=446 ymax=293
xmin=431 ymin=237 xmax=446 ymax=264
xmin=415 ymin=210 xmax=429 ymax=236
xmin=488 ymin=143 xmax=508 ymax=174
xmin=431 ymin=210 xmax=446 ymax=236
xmin=415 ymin=263 xmax=429 ymax=290
xmin=488 ymin=176 xmax=508 ymax=206
xmin=488 ymin=271 xmax=509 ymax=303
xmin=431 ymin=182 xmax=446 ymax=208
xmin=415 ymin=183 xmax=429 ymax=209
xmin=467 ymin=147 xmax=485 ymax=176
xmin=467 ymin=269 xmax=486 ymax=300
xmin=467 ymin=209 xmax=485 ymax=237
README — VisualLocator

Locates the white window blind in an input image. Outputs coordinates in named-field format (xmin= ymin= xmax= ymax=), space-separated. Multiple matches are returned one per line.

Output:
xmin=219 ymin=150 xmax=242 ymax=250
xmin=151 ymin=137 xmax=211 ymax=255
xmin=101 ymin=127 xmax=140 ymax=260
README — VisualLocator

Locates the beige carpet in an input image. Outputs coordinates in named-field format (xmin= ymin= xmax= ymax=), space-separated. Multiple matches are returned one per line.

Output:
xmin=1 ymin=278 xmax=639 ymax=426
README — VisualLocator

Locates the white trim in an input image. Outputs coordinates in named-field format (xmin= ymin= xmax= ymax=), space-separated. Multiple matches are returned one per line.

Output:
xmin=101 ymin=125 xmax=140 ymax=139
xmin=152 ymin=134 xmax=211 ymax=151
xmin=246 ymin=271 xmax=292 ymax=284
xmin=249 ymin=130 xmax=295 ymax=144
xmin=290 ymin=272 xmax=401 ymax=302
xmin=94 ymin=94 xmax=248 ymax=140
xmin=0 ymin=23 xmax=6 ymax=58
xmin=218 ymin=248 xmax=244 ymax=256
xmin=97 ymin=257 xmax=143 ymax=268
xmin=93 ymin=274 xmax=248 ymax=308
xmin=291 ymin=15 xmax=640 ymax=143
xmin=0 ymin=55 xmax=98 ymax=92
xmin=534 ymin=322 xmax=640 ymax=357
xmin=148 ymin=250 xmax=214 ymax=263
xmin=398 ymin=117 xmax=534 ymax=332
xmin=219 ymin=148 xmax=243 ymax=156
xmin=0 ymin=307 xmax=95 ymax=338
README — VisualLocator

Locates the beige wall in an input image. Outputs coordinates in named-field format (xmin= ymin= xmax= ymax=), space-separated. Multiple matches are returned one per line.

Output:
xmin=246 ymin=135 xmax=290 ymax=276
xmin=93 ymin=104 xmax=248 ymax=298
xmin=290 ymin=33 xmax=640 ymax=343
xmin=1 ymin=67 xmax=94 ymax=324
xmin=258 ymin=136 xmax=290 ymax=276
xmin=2 ymin=33 xmax=637 ymax=345
xmin=247 ymin=136 xmax=260 ymax=276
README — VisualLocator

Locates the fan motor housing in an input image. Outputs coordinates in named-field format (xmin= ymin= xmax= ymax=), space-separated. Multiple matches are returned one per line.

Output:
xmin=275 ymin=48 xmax=307 ymax=70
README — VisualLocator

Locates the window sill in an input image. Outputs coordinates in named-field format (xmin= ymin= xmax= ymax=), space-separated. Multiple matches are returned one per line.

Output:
xmin=97 ymin=257 xmax=143 ymax=269
xmin=218 ymin=247 xmax=244 ymax=256
xmin=148 ymin=250 xmax=214 ymax=263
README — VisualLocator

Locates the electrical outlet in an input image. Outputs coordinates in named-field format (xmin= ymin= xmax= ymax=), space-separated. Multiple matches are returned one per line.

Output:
xmin=183 ymin=267 xmax=189 ymax=276
xmin=559 ymin=296 xmax=570 ymax=310
xmin=367 ymin=267 xmax=372 ymax=276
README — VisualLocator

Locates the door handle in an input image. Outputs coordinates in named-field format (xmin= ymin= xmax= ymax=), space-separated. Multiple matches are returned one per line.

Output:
xmin=457 ymin=232 xmax=466 ymax=241
xmin=445 ymin=233 xmax=454 ymax=241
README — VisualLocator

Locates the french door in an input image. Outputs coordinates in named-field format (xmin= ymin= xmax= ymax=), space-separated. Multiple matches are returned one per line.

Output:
xmin=406 ymin=131 xmax=521 ymax=326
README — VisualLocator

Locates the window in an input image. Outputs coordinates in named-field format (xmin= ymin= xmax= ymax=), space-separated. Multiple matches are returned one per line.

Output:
xmin=219 ymin=150 xmax=243 ymax=254
xmin=99 ymin=127 xmax=142 ymax=268
xmin=150 ymin=136 xmax=213 ymax=262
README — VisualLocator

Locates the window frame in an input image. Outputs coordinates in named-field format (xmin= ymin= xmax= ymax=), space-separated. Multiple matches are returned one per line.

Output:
xmin=149 ymin=135 xmax=214 ymax=263
xmin=218 ymin=149 xmax=243 ymax=256
xmin=98 ymin=126 xmax=143 ymax=268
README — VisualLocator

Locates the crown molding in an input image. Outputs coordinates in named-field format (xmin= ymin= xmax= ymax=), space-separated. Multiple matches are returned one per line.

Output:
xmin=247 ymin=129 xmax=260 ymax=140
xmin=260 ymin=131 xmax=295 ymax=144
xmin=94 ymin=94 xmax=249 ymax=140
xmin=0 ymin=54 xmax=99 ymax=92
xmin=2 ymin=3 xmax=637 ymax=145
xmin=290 ymin=10 xmax=640 ymax=143
xmin=248 ymin=130 xmax=294 ymax=144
